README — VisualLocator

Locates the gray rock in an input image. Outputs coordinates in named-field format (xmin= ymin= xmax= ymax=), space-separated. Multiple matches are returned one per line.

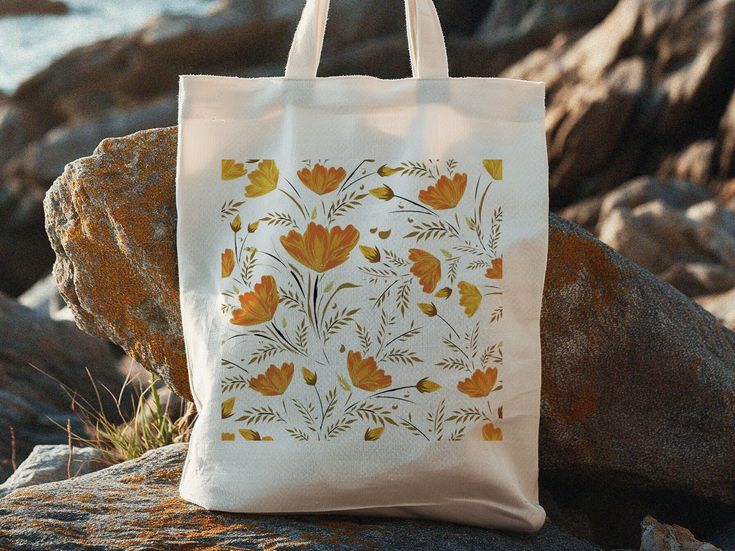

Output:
xmin=18 ymin=272 xmax=73 ymax=321
xmin=0 ymin=293 xmax=124 ymax=480
xmin=0 ymin=444 xmax=603 ymax=550
xmin=640 ymin=516 xmax=721 ymax=551
xmin=0 ymin=445 xmax=104 ymax=499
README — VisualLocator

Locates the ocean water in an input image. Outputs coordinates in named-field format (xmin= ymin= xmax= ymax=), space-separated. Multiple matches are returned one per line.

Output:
xmin=0 ymin=0 xmax=219 ymax=94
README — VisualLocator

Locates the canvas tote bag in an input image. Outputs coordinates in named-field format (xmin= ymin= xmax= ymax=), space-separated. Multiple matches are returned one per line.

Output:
xmin=176 ymin=0 xmax=548 ymax=532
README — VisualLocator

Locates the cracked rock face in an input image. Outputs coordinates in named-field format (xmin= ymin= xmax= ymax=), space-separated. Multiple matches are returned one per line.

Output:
xmin=44 ymin=127 xmax=735 ymax=514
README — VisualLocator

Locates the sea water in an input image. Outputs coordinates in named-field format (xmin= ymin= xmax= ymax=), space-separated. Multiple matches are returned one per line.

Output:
xmin=0 ymin=0 xmax=218 ymax=94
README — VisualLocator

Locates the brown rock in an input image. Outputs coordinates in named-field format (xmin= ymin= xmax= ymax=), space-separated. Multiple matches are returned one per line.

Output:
xmin=0 ymin=0 xmax=68 ymax=16
xmin=45 ymin=127 xmax=735 ymax=513
xmin=503 ymin=0 xmax=735 ymax=207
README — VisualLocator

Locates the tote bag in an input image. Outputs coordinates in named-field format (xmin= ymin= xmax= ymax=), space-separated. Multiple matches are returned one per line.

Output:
xmin=176 ymin=0 xmax=548 ymax=532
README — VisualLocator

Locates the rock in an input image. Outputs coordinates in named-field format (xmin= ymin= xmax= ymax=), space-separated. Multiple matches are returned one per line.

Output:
xmin=0 ymin=444 xmax=602 ymax=550
xmin=45 ymin=127 xmax=735 ymax=527
xmin=639 ymin=516 xmax=721 ymax=551
xmin=477 ymin=0 xmax=616 ymax=51
xmin=0 ymin=0 xmax=68 ymax=16
xmin=719 ymin=92 xmax=735 ymax=179
xmin=657 ymin=140 xmax=718 ymax=188
xmin=659 ymin=262 xmax=735 ymax=297
xmin=3 ymin=96 xmax=177 ymax=191
xmin=18 ymin=272 xmax=73 ymax=321
xmin=45 ymin=127 xmax=186 ymax=398
xmin=0 ymin=445 xmax=104 ymax=499
xmin=597 ymin=177 xmax=713 ymax=225
xmin=593 ymin=177 xmax=735 ymax=295
xmin=696 ymin=288 xmax=735 ymax=329
xmin=0 ymin=293 xmax=124 ymax=480
xmin=503 ymin=0 xmax=735 ymax=207
xmin=558 ymin=195 xmax=604 ymax=231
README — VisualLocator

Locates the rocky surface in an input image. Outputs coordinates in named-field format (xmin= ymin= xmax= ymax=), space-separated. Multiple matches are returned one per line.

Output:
xmin=0 ymin=292 xmax=124 ymax=480
xmin=0 ymin=0 xmax=68 ymax=16
xmin=503 ymin=0 xmax=735 ymax=208
xmin=640 ymin=516 xmax=722 ymax=551
xmin=0 ymin=444 xmax=608 ymax=550
xmin=0 ymin=445 xmax=103 ymax=499
xmin=44 ymin=126 xmax=735 ymax=547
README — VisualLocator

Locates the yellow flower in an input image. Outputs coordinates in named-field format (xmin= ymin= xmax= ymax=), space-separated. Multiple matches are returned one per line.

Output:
xmin=418 ymin=302 xmax=437 ymax=316
xmin=482 ymin=422 xmax=503 ymax=441
xmin=369 ymin=185 xmax=394 ymax=200
xmin=483 ymin=159 xmax=503 ymax=180
xmin=230 ymin=214 xmax=242 ymax=232
xmin=458 ymin=281 xmax=482 ymax=317
xmin=249 ymin=362 xmax=294 ymax=396
xmin=457 ymin=367 xmax=498 ymax=398
xmin=239 ymin=428 xmax=273 ymax=441
xmin=359 ymin=245 xmax=381 ymax=263
xmin=364 ymin=426 xmax=385 ymax=441
xmin=418 ymin=173 xmax=467 ymax=210
xmin=377 ymin=165 xmax=401 ymax=177
xmin=485 ymin=257 xmax=503 ymax=279
xmin=416 ymin=378 xmax=441 ymax=394
xmin=297 ymin=163 xmax=347 ymax=195
xmin=434 ymin=287 xmax=452 ymax=299
xmin=408 ymin=248 xmax=441 ymax=293
xmin=221 ymin=397 xmax=235 ymax=419
xmin=347 ymin=351 xmax=392 ymax=391
xmin=221 ymin=249 xmax=235 ymax=278
xmin=230 ymin=275 xmax=279 ymax=326
xmin=221 ymin=159 xmax=247 ymax=180
xmin=245 ymin=160 xmax=279 ymax=197
xmin=302 ymin=367 xmax=317 ymax=386
xmin=280 ymin=222 xmax=360 ymax=273
xmin=247 ymin=220 xmax=260 ymax=233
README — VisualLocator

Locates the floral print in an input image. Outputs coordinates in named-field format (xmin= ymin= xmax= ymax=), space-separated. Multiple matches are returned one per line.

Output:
xmin=230 ymin=275 xmax=279 ymax=326
xmin=298 ymin=163 xmax=347 ymax=195
xmin=217 ymin=158 xmax=505 ymax=442
xmin=418 ymin=173 xmax=467 ymax=210
xmin=249 ymin=362 xmax=295 ymax=396
xmin=280 ymin=222 xmax=360 ymax=273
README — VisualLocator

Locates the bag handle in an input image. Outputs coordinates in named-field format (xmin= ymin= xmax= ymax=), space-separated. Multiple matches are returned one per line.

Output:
xmin=285 ymin=0 xmax=449 ymax=79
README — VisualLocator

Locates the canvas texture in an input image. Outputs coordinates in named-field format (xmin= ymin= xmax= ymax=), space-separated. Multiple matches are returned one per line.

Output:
xmin=176 ymin=0 xmax=548 ymax=532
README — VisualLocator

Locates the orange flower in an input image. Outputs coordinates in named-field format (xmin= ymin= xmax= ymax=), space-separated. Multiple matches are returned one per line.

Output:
xmin=230 ymin=275 xmax=279 ymax=326
xmin=418 ymin=173 xmax=467 ymax=209
xmin=245 ymin=160 xmax=278 ymax=197
xmin=249 ymin=362 xmax=294 ymax=396
xmin=408 ymin=248 xmax=441 ymax=293
xmin=297 ymin=163 xmax=346 ymax=195
xmin=485 ymin=258 xmax=503 ymax=279
xmin=482 ymin=422 xmax=503 ymax=441
xmin=280 ymin=222 xmax=359 ymax=273
xmin=483 ymin=159 xmax=503 ymax=180
xmin=457 ymin=367 xmax=498 ymax=398
xmin=346 ymin=351 xmax=392 ymax=391
xmin=458 ymin=281 xmax=482 ymax=317
xmin=221 ymin=159 xmax=247 ymax=180
xmin=221 ymin=249 xmax=235 ymax=278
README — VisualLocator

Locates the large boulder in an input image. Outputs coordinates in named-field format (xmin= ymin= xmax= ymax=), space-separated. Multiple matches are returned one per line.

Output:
xmin=0 ymin=444 xmax=602 ymax=550
xmin=503 ymin=0 xmax=735 ymax=208
xmin=0 ymin=292 xmax=124 ymax=480
xmin=44 ymin=127 xmax=735 ymax=544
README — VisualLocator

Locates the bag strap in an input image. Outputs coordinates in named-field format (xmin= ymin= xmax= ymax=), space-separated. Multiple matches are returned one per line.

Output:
xmin=285 ymin=0 xmax=449 ymax=79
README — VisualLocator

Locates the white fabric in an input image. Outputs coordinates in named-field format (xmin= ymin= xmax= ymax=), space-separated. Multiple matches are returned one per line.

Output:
xmin=177 ymin=0 xmax=548 ymax=533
